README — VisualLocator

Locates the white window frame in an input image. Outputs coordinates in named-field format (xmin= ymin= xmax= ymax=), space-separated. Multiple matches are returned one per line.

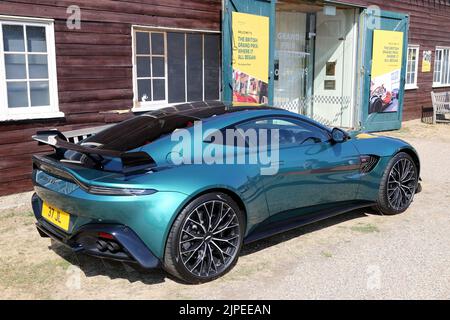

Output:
xmin=405 ymin=45 xmax=419 ymax=90
xmin=0 ymin=15 xmax=62 ymax=121
xmin=433 ymin=47 xmax=450 ymax=88
xmin=132 ymin=26 xmax=221 ymax=112
xmin=133 ymin=29 xmax=168 ymax=109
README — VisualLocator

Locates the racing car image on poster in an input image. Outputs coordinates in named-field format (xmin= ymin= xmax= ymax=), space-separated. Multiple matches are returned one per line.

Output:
xmin=369 ymin=69 xmax=401 ymax=114
xmin=232 ymin=70 xmax=268 ymax=105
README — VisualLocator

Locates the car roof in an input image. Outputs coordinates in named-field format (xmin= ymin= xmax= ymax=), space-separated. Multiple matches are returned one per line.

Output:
xmin=141 ymin=101 xmax=280 ymax=120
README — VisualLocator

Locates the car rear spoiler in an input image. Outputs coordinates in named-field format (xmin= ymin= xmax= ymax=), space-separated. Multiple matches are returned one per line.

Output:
xmin=32 ymin=130 xmax=156 ymax=173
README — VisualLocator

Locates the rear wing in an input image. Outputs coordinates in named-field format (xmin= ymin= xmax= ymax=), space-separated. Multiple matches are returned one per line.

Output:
xmin=32 ymin=129 xmax=156 ymax=173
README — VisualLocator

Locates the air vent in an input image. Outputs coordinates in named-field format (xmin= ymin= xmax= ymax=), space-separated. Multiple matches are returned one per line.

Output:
xmin=360 ymin=155 xmax=380 ymax=174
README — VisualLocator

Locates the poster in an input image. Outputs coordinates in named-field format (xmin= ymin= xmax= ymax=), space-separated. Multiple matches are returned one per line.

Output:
xmin=422 ymin=50 xmax=432 ymax=73
xmin=232 ymin=12 xmax=269 ymax=105
xmin=369 ymin=30 xmax=404 ymax=114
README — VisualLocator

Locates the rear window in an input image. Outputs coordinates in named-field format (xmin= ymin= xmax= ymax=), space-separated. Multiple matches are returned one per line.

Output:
xmin=83 ymin=114 xmax=197 ymax=152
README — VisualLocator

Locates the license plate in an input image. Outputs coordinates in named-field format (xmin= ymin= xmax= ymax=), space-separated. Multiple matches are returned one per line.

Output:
xmin=41 ymin=202 xmax=70 ymax=231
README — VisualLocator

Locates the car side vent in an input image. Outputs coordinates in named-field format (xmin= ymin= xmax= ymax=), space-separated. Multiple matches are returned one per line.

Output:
xmin=360 ymin=155 xmax=380 ymax=174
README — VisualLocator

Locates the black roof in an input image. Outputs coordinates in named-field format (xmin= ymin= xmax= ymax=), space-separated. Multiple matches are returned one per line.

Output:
xmin=140 ymin=101 xmax=278 ymax=120
xmin=85 ymin=101 xmax=278 ymax=152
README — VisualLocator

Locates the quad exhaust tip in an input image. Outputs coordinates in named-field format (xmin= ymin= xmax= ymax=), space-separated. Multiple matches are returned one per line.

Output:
xmin=96 ymin=239 xmax=121 ymax=254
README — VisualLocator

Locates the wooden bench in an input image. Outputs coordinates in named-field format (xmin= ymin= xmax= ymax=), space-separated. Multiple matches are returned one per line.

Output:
xmin=431 ymin=91 xmax=450 ymax=124
xmin=63 ymin=124 xmax=113 ymax=144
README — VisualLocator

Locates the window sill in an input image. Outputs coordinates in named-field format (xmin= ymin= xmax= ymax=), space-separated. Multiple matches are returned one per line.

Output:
xmin=131 ymin=103 xmax=176 ymax=113
xmin=432 ymin=84 xmax=450 ymax=89
xmin=0 ymin=111 xmax=65 ymax=122
xmin=405 ymin=85 xmax=419 ymax=91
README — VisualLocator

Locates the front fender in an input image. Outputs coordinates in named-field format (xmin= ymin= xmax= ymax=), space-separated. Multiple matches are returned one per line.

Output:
xmin=349 ymin=133 xmax=420 ymax=201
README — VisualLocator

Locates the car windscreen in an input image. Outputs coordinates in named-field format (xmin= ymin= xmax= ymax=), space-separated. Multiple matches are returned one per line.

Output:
xmin=82 ymin=113 xmax=198 ymax=152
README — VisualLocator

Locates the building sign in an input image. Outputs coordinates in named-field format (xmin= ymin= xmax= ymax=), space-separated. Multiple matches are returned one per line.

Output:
xmin=232 ymin=12 xmax=269 ymax=105
xmin=369 ymin=30 xmax=404 ymax=114
xmin=422 ymin=50 xmax=432 ymax=73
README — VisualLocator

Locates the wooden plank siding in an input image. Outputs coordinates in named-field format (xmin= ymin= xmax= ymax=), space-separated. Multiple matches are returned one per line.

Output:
xmin=0 ymin=0 xmax=221 ymax=195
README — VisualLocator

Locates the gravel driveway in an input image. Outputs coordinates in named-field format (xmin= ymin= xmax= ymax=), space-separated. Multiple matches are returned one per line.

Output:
xmin=1 ymin=120 xmax=449 ymax=300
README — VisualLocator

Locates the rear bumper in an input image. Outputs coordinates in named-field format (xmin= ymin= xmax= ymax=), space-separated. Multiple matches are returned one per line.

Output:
xmin=32 ymin=193 xmax=161 ymax=269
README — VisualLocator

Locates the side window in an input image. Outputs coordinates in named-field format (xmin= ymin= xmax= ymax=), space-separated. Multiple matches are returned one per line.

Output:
xmin=235 ymin=117 xmax=330 ymax=147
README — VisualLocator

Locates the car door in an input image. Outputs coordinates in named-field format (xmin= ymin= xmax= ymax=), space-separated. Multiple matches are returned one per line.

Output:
xmin=236 ymin=116 xmax=361 ymax=216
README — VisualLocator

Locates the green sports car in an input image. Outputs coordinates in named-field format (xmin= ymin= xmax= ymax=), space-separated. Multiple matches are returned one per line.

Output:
xmin=31 ymin=101 xmax=421 ymax=283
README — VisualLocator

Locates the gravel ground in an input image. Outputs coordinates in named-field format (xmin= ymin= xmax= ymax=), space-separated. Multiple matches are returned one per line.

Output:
xmin=0 ymin=120 xmax=449 ymax=300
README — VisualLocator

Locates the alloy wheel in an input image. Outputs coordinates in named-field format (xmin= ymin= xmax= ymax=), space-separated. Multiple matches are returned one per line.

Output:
xmin=387 ymin=158 xmax=417 ymax=211
xmin=179 ymin=200 xmax=240 ymax=278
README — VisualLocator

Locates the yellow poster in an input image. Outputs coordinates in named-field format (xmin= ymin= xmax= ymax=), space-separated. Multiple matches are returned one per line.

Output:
xmin=232 ymin=12 xmax=269 ymax=105
xmin=369 ymin=30 xmax=404 ymax=114
xmin=422 ymin=50 xmax=432 ymax=72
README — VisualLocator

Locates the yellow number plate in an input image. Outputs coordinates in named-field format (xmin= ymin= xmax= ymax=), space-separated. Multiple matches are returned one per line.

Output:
xmin=41 ymin=202 xmax=70 ymax=231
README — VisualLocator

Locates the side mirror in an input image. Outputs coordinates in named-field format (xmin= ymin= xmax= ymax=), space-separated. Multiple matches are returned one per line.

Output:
xmin=331 ymin=128 xmax=349 ymax=143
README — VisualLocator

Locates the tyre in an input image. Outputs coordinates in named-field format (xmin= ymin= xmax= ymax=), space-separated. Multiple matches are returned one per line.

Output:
xmin=370 ymin=96 xmax=383 ymax=114
xmin=163 ymin=192 xmax=245 ymax=283
xmin=375 ymin=152 xmax=418 ymax=215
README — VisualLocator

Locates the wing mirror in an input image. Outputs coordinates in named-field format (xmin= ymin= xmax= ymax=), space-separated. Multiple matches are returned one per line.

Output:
xmin=331 ymin=127 xmax=350 ymax=143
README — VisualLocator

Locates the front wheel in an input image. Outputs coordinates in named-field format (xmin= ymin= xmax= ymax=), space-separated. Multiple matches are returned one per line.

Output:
xmin=375 ymin=152 xmax=418 ymax=215
xmin=163 ymin=193 xmax=244 ymax=283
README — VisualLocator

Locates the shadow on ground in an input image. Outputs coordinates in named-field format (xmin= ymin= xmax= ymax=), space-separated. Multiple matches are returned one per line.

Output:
xmin=50 ymin=243 xmax=169 ymax=285
xmin=49 ymin=207 xmax=378 ymax=285
xmin=241 ymin=207 xmax=377 ymax=256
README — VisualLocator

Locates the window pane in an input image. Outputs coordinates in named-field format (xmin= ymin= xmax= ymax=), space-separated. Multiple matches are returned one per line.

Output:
xmin=204 ymin=34 xmax=220 ymax=100
xmin=137 ymin=57 xmax=151 ymax=77
xmin=7 ymin=82 xmax=28 ymax=108
xmin=26 ymin=26 xmax=47 ymax=52
xmin=137 ymin=79 xmax=151 ymax=102
xmin=153 ymin=79 xmax=165 ymax=101
xmin=136 ymin=32 xmax=150 ymax=54
xmin=2 ymin=25 xmax=25 ymax=52
xmin=30 ymin=81 xmax=50 ymax=106
xmin=236 ymin=117 xmax=325 ymax=147
xmin=406 ymin=48 xmax=416 ymax=86
xmin=167 ymin=32 xmax=186 ymax=103
xmin=152 ymin=57 xmax=165 ymax=77
xmin=28 ymin=54 xmax=49 ymax=79
xmin=5 ymin=54 xmax=26 ymax=79
xmin=186 ymin=34 xmax=203 ymax=101
xmin=444 ymin=50 xmax=450 ymax=84
xmin=434 ymin=50 xmax=441 ymax=83
xmin=151 ymin=33 xmax=164 ymax=55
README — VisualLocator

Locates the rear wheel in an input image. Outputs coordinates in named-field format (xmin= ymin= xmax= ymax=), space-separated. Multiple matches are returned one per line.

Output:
xmin=163 ymin=193 xmax=244 ymax=283
xmin=375 ymin=152 xmax=418 ymax=215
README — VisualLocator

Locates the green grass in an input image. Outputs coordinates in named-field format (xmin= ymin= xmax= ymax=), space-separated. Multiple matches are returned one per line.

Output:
xmin=321 ymin=251 xmax=333 ymax=258
xmin=227 ymin=261 xmax=270 ymax=280
xmin=0 ymin=210 xmax=33 ymax=219
xmin=0 ymin=258 xmax=72 ymax=289
xmin=350 ymin=223 xmax=380 ymax=234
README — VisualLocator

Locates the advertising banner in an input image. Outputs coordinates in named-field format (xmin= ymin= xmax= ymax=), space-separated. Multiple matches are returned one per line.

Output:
xmin=232 ymin=12 xmax=269 ymax=105
xmin=369 ymin=30 xmax=404 ymax=114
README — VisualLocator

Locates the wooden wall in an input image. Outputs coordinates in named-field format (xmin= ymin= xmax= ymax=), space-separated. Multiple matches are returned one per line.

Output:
xmin=0 ymin=0 xmax=221 ymax=196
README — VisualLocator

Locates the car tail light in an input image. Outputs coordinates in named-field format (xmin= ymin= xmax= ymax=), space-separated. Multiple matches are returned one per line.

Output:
xmin=98 ymin=232 xmax=114 ymax=240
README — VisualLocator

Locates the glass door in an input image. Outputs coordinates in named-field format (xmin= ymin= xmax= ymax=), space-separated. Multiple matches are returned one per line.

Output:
xmin=312 ymin=8 xmax=358 ymax=128
xmin=274 ymin=4 xmax=315 ymax=115
xmin=274 ymin=2 xmax=359 ymax=129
